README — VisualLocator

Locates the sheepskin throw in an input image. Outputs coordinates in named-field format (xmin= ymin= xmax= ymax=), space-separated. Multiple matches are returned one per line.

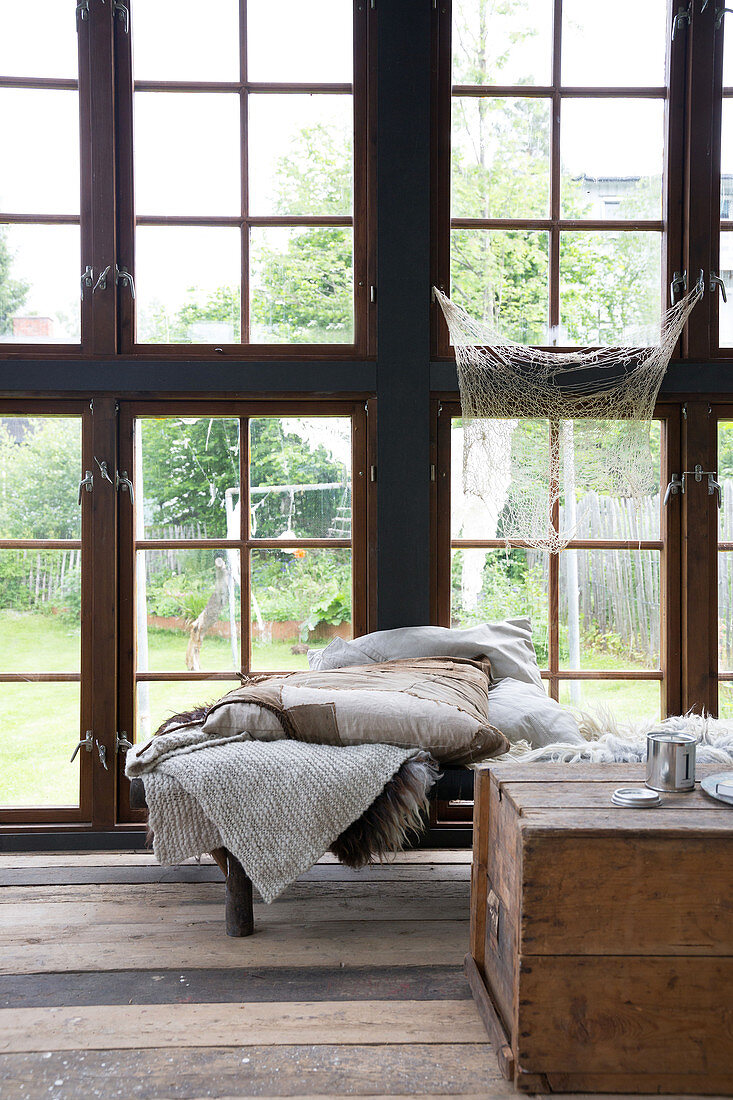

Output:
xmin=125 ymin=724 xmax=438 ymax=902
xmin=508 ymin=710 xmax=733 ymax=764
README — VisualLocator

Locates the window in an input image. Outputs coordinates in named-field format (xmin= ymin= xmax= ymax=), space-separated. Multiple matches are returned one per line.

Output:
xmin=436 ymin=405 xmax=678 ymax=723
xmin=436 ymin=0 xmax=672 ymax=352
xmin=115 ymin=401 xmax=369 ymax=823
xmin=0 ymin=406 xmax=91 ymax=821
xmin=0 ymin=3 xmax=84 ymax=350
xmin=0 ymin=0 xmax=373 ymax=358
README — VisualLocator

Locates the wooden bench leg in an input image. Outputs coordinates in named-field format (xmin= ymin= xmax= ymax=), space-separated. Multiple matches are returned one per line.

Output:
xmin=224 ymin=849 xmax=254 ymax=937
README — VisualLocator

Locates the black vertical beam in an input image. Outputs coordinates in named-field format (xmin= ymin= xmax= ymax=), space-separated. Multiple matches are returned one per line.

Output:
xmin=376 ymin=0 xmax=432 ymax=628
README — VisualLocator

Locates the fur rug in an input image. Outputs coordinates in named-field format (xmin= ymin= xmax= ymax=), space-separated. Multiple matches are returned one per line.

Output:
xmin=507 ymin=709 xmax=733 ymax=764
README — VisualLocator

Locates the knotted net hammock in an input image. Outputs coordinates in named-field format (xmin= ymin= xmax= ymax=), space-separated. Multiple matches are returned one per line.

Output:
xmin=434 ymin=284 xmax=702 ymax=552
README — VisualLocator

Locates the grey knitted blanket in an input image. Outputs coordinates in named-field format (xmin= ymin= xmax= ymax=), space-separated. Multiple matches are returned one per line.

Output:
xmin=125 ymin=725 xmax=425 ymax=902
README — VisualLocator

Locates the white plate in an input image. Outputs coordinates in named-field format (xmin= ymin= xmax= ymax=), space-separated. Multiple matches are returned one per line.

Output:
xmin=700 ymin=771 xmax=733 ymax=806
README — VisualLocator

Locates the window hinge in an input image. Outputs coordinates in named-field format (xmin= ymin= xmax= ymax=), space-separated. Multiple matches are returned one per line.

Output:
xmin=370 ymin=284 xmax=376 ymax=304
xmin=430 ymin=464 xmax=436 ymax=481
xmin=75 ymin=0 xmax=89 ymax=29
xmin=116 ymin=732 xmax=133 ymax=754
xmin=114 ymin=0 xmax=130 ymax=33
xmin=370 ymin=465 xmax=377 ymax=482
xmin=116 ymin=469 xmax=135 ymax=506
xmin=672 ymin=3 xmax=691 ymax=39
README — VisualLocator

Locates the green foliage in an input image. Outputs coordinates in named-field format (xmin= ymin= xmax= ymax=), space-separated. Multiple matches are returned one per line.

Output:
xmin=0 ymin=418 xmax=81 ymax=539
xmin=0 ymin=229 xmax=29 ymax=336
xmin=252 ymin=549 xmax=351 ymax=632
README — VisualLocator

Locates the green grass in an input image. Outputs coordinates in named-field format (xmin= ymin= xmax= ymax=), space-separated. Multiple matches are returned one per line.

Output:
xmin=0 ymin=610 xmax=660 ymax=808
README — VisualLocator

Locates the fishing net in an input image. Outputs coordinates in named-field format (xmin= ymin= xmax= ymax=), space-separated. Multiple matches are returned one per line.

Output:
xmin=434 ymin=283 xmax=702 ymax=552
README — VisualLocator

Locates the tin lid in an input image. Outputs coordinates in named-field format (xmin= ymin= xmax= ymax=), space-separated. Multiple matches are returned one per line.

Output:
xmin=612 ymin=787 xmax=661 ymax=808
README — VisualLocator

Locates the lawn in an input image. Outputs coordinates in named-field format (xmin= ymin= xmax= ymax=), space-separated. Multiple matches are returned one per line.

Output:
xmin=0 ymin=610 xmax=660 ymax=809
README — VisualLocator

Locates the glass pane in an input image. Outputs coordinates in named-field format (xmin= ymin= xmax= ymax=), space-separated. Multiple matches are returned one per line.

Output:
xmin=0 ymin=550 xmax=81 ymax=672
xmin=0 ymin=0 xmax=78 ymax=79
xmin=718 ymin=235 xmax=733 ymax=346
xmin=0 ymin=683 xmax=80 ymax=807
xmin=135 ymin=226 xmax=241 ymax=344
xmin=0 ymin=416 xmax=82 ymax=538
xmin=0 ymin=89 xmax=80 ymax=214
xmin=247 ymin=0 xmax=353 ymax=82
xmin=132 ymin=0 xmax=240 ymax=82
xmin=561 ymin=0 xmax=667 ymax=86
xmin=451 ymin=418 xmax=550 ymax=541
xmin=559 ymin=679 xmax=661 ymax=724
xmin=566 ymin=420 xmax=661 ymax=540
xmin=137 ymin=680 xmax=240 ymax=743
xmin=561 ymin=100 xmax=664 ymax=220
xmin=249 ymin=417 xmax=352 ymax=539
xmin=248 ymin=94 xmax=353 ymax=216
xmin=559 ymin=231 xmax=662 ymax=346
xmin=138 ymin=417 xmax=240 ymax=540
xmin=0 ymin=224 xmax=80 ymax=344
xmin=137 ymin=549 xmax=241 ymax=674
xmin=452 ymin=97 xmax=550 ymax=219
xmin=718 ymin=680 xmax=733 ymax=719
xmin=719 ymin=421 xmax=733 ymax=536
xmin=250 ymin=227 xmax=354 ymax=344
xmin=719 ymin=553 xmax=733 ymax=670
xmin=134 ymin=93 xmax=240 ymax=217
xmin=450 ymin=548 xmax=548 ymax=666
xmin=452 ymin=0 xmax=552 ymax=86
xmin=250 ymin=548 xmax=352 ymax=670
xmin=559 ymin=550 xmax=660 ymax=671
xmin=450 ymin=229 xmax=549 ymax=344
xmin=720 ymin=101 xmax=733 ymax=218
xmin=725 ymin=20 xmax=733 ymax=87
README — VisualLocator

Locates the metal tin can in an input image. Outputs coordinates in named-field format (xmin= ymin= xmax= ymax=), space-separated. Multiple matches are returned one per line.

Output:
xmin=645 ymin=731 xmax=697 ymax=792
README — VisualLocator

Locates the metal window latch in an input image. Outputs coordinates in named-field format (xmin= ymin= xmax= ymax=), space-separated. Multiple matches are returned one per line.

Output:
xmin=113 ymin=0 xmax=130 ymax=33
xmin=95 ymin=457 xmax=114 ymax=484
xmin=76 ymin=0 xmax=89 ymax=27
xmin=716 ymin=6 xmax=733 ymax=30
xmin=93 ymin=265 xmax=111 ymax=293
xmin=664 ymin=473 xmax=684 ymax=505
xmin=711 ymin=271 xmax=728 ymax=303
xmin=80 ymin=265 xmax=94 ymax=300
xmin=77 ymin=469 xmax=93 ymax=504
xmin=95 ymin=740 xmax=109 ymax=770
xmin=116 ymin=732 xmax=133 ymax=753
xmin=665 ymin=466 xmax=722 ymax=507
xmin=672 ymin=3 xmax=691 ymax=38
xmin=670 ymin=270 xmax=687 ymax=304
xmin=70 ymin=729 xmax=94 ymax=763
xmin=115 ymin=264 xmax=136 ymax=300
xmin=116 ymin=469 xmax=135 ymax=506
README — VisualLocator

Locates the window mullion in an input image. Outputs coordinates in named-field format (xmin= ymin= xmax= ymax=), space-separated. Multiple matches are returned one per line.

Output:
xmin=85 ymin=0 xmax=118 ymax=356
xmin=113 ymin=0 xmax=135 ymax=355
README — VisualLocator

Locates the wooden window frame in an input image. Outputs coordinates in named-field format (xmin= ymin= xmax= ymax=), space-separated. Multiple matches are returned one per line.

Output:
xmin=116 ymin=396 xmax=372 ymax=824
xmin=0 ymin=1 xmax=374 ymax=361
xmin=432 ymin=0 xmax=686 ymax=359
xmin=0 ymin=399 xmax=95 ymax=825
xmin=432 ymin=398 xmax=682 ymax=717
xmin=113 ymin=0 xmax=375 ymax=360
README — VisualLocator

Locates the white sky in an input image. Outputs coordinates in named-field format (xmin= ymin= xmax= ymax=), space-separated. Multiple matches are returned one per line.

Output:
xmin=0 ymin=0 xmax=731 ymax=340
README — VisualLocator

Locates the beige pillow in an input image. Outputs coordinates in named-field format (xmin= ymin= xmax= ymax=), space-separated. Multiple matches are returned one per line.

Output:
xmin=203 ymin=656 xmax=508 ymax=765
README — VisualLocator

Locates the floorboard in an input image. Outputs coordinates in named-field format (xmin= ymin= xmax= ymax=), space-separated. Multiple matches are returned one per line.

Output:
xmin=0 ymin=848 xmax=691 ymax=1099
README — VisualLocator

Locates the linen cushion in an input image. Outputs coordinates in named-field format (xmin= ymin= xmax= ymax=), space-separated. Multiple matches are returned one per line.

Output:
xmin=487 ymin=676 xmax=584 ymax=748
xmin=202 ymin=656 xmax=510 ymax=765
xmin=307 ymin=619 xmax=542 ymax=688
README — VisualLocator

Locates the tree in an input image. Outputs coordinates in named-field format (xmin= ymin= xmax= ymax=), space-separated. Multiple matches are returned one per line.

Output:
xmin=0 ymin=229 xmax=29 ymax=336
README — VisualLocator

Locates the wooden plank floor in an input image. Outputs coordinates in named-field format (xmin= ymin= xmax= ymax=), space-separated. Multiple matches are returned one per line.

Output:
xmin=0 ymin=848 xmax=512 ymax=1100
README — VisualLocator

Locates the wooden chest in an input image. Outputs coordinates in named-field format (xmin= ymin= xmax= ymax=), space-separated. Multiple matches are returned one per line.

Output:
xmin=467 ymin=763 xmax=733 ymax=1094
